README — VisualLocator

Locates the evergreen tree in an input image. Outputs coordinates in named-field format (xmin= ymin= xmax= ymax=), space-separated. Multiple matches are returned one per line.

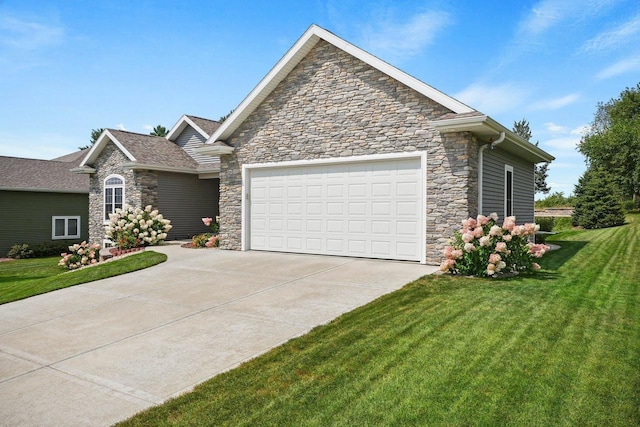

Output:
xmin=512 ymin=119 xmax=550 ymax=194
xmin=149 ymin=125 xmax=168 ymax=137
xmin=572 ymin=167 xmax=625 ymax=229
xmin=78 ymin=128 xmax=104 ymax=150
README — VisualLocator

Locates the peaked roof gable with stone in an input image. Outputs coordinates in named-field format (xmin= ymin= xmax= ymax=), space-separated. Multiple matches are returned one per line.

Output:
xmin=204 ymin=24 xmax=553 ymax=164
xmin=207 ymin=24 xmax=474 ymax=144
xmin=78 ymin=129 xmax=203 ymax=173
xmin=0 ymin=156 xmax=89 ymax=193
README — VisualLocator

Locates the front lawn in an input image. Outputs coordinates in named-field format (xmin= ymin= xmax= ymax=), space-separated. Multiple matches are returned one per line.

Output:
xmin=0 ymin=251 xmax=167 ymax=304
xmin=120 ymin=215 xmax=640 ymax=426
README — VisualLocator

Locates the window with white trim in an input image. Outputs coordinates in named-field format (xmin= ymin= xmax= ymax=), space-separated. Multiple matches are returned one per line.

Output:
xmin=52 ymin=216 xmax=81 ymax=240
xmin=104 ymin=174 xmax=125 ymax=222
xmin=505 ymin=165 xmax=514 ymax=218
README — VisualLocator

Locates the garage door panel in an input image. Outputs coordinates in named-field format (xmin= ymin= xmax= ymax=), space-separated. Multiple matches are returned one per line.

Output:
xmin=249 ymin=157 xmax=423 ymax=261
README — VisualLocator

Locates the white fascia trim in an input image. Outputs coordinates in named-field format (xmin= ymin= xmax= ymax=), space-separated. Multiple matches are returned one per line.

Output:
xmin=434 ymin=115 xmax=555 ymax=163
xmin=208 ymin=24 xmax=472 ymax=144
xmin=196 ymin=144 xmax=234 ymax=156
xmin=166 ymin=115 xmax=210 ymax=141
xmin=240 ymin=151 xmax=428 ymax=264
xmin=121 ymin=162 xmax=200 ymax=174
xmin=243 ymin=151 xmax=425 ymax=170
xmin=0 ymin=187 xmax=88 ymax=194
xmin=80 ymin=130 xmax=136 ymax=167
xmin=70 ymin=166 xmax=96 ymax=174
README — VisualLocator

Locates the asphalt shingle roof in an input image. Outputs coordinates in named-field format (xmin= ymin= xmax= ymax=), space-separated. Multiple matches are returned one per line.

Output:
xmin=107 ymin=130 xmax=200 ymax=170
xmin=186 ymin=115 xmax=221 ymax=137
xmin=0 ymin=155 xmax=89 ymax=193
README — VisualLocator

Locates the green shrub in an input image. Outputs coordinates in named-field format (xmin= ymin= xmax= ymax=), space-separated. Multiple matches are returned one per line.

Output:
xmin=31 ymin=240 xmax=79 ymax=257
xmin=535 ymin=191 xmax=575 ymax=208
xmin=622 ymin=199 xmax=639 ymax=212
xmin=535 ymin=216 xmax=555 ymax=232
xmin=192 ymin=233 xmax=219 ymax=248
xmin=573 ymin=167 xmax=625 ymax=229
xmin=7 ymin=243 xmax=34 ymax=259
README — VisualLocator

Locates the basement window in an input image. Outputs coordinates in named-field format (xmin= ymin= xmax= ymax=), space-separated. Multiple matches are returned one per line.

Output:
xmin=52 ymin=216 xmax=81 ymax=240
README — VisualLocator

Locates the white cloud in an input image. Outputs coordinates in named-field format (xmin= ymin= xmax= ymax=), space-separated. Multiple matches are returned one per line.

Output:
xmin=580 ymin=13 xmax=640 ymax=53
xmin=542 ymin=136 xmax=580 ymax=150
xmin=359 ymin=11 xmax=452 ymax=60
xmin=143 ymin=125 xmax=153 ymax=131
xmin=116 ymin=123 xmax=127 ymax=131
xmin=0 ymin=15 xmax=64 ymax=50
xmin=0 ymin=131 xmax=78 ymax=159
xmin=531 ymin=93 xmax=580 ymax=110
xmin=570 ymin=124 xmax=590 ymax=136
xmin=544 ymin=122 xmax=567 ymax=133
xmin=596 ymin=55 xmax=640 ymax=79
xmin=454 ymin=82 xmax=530 ymax=115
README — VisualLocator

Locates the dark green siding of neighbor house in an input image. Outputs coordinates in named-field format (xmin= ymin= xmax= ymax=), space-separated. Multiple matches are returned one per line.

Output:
xmin=481 ymin=147 xmax=535 ymax=224
xmin=0 ymin=190 xmax=89 ymax=256
xmin=157 ymin=172 xmax=219 ymax=240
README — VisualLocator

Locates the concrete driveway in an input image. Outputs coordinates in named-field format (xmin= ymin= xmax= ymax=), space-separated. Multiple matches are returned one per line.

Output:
xmin=0 ymin=244 xmax=437 ymax=426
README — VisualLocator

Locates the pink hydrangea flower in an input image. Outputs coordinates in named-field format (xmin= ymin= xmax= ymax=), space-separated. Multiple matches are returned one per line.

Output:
xmin=489 ymin=225 xmax=503 ymax=236
xmin=464 ymin=242 xmax=476 ymax=252
xmin=479 ymin=236 xmax=491 ymax=247
xmin=473 ymin=227 xmax=484 ymax=238
xmin=462 ymin=218 xmax=477 ymax=229
xmin=495 ymin=241 xmax=508 ymax=253
xmin=489 ymin=212 xmax=499 ymax=222
xmin=489 ymin=253 xmax=502 ymax=264
xmin=202 ymin=217 xmax=213 ymax=227
xmin=477 ymin=214 xmax=489 ymax=226
xmin=462 ymin=232 xmax=474 ymax=243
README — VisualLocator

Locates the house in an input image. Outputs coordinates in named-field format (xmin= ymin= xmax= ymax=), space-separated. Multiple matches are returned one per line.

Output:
xmin=0 ymin=152 xmax=89 ymax=256
xmin=194 ymin=24 xmax=554 ymax=265
xmin=72 ymin=116 xmax=221 ymax=246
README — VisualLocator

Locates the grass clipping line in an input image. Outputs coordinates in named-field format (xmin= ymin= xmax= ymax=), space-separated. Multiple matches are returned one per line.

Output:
xmin=119 ymin=215 xmax=640 ymax=427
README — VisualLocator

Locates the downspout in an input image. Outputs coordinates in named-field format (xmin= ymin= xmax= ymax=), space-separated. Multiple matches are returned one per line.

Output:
xmin=478 ymin=132 xmax=505 ymax=215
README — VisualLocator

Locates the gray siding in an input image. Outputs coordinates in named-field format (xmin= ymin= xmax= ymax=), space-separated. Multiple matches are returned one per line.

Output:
xmin=157 ymin=172 xmax=219 ymax=240
xmin=481 ymin=147 xmax=535 ymax=223
xmin=0 ymin=190 xmax=89 ymax=256
xmin=174 ymin=126 xmax=220 ymax=167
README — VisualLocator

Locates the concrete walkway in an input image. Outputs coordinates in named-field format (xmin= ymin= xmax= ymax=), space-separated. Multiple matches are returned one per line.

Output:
xmin=0 ymin=244 xmax=437 ymax=426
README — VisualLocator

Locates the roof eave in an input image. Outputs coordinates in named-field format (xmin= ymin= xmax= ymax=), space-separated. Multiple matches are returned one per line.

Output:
xmin=195 ymin=144 xmax=235 ymax=156
xmin=79 ymin=130 xmax=137 ymax=167
xmin=121 ymin=162 xmax=200 ymax=174
xmin=433 ymin=115 xmax=555 ymax=163
xmin=0 ymin=186 xmax=89 ymax=194
xmin=70 ymin=166 xmax=96 ymax=174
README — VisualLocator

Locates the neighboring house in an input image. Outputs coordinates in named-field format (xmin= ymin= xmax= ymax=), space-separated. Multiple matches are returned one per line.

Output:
xmin=0 ymin=153 xmax=89 ymax=256
xmin=72 ymin=116 xmax=221 ymax=246
xmin=195 ymin=24 xmax=554 ymax=265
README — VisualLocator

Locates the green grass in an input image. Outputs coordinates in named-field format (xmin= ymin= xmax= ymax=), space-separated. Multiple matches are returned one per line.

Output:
xmin=120 ymin=215 xmax=640 ymax=426
xmin=0 ymin=251 xmax=167 ymax=304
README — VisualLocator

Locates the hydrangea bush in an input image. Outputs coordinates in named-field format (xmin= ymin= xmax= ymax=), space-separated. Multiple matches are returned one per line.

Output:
xmin=58 ymin=241 xmax=101 ymax=270
xmin=191 ymin=216 xmax=220 ymax=248
xmin=439 ymin=213 xmax=549 ymax=277
xmin=105 ymin=205 xmax=172 ymax=249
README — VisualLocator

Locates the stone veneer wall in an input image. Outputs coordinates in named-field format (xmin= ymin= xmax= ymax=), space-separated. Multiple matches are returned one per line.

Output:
xmin=219 ymin=40 xmax=479 ymax=264
xmin=88 ymin=142 xmax=158 ymax=245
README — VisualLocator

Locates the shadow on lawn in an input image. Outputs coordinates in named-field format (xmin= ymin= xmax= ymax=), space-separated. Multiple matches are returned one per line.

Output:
xmin=542 ymin=240 xmax=588 ymax=271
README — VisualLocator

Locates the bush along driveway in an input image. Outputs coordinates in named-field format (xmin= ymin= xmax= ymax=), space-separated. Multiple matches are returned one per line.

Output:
xmin=120 ymin=215 xmax=640 ymax=426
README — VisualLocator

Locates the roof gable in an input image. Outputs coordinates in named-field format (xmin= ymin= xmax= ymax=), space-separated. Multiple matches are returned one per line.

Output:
xmin=78 ymin=129 xmax=201 ymax=172
xmin=167 ymin=115 xmax=220 ymax=141
xmin=207 ymin=24 xmax=474 ymax=143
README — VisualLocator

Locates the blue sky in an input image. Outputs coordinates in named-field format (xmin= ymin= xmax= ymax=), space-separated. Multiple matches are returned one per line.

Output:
xmin=1 ymin=0 xmax=639 ymax=197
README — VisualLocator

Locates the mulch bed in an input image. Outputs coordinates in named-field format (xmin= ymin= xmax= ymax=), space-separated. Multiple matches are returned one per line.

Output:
xmin=0 ymin=258 xmax=15 ymax=262
xmin=108 ymin=247 xmax=145 ymax=257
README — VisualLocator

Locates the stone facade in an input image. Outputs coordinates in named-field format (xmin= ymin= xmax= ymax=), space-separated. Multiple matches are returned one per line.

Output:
xmin=88 ymin=142 xmax=158 ymax=245
xmin=219 ymin=40 xmax=480 ymax=264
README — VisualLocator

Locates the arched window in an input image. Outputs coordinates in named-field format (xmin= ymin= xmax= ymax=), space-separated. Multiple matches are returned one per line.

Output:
xmin=104 ymin=174 xmax=125 ymax=221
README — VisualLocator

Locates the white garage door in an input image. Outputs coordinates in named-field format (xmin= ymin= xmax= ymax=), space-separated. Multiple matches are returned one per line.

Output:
xmin=248 ymin=157 xmax=424 ymax=262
